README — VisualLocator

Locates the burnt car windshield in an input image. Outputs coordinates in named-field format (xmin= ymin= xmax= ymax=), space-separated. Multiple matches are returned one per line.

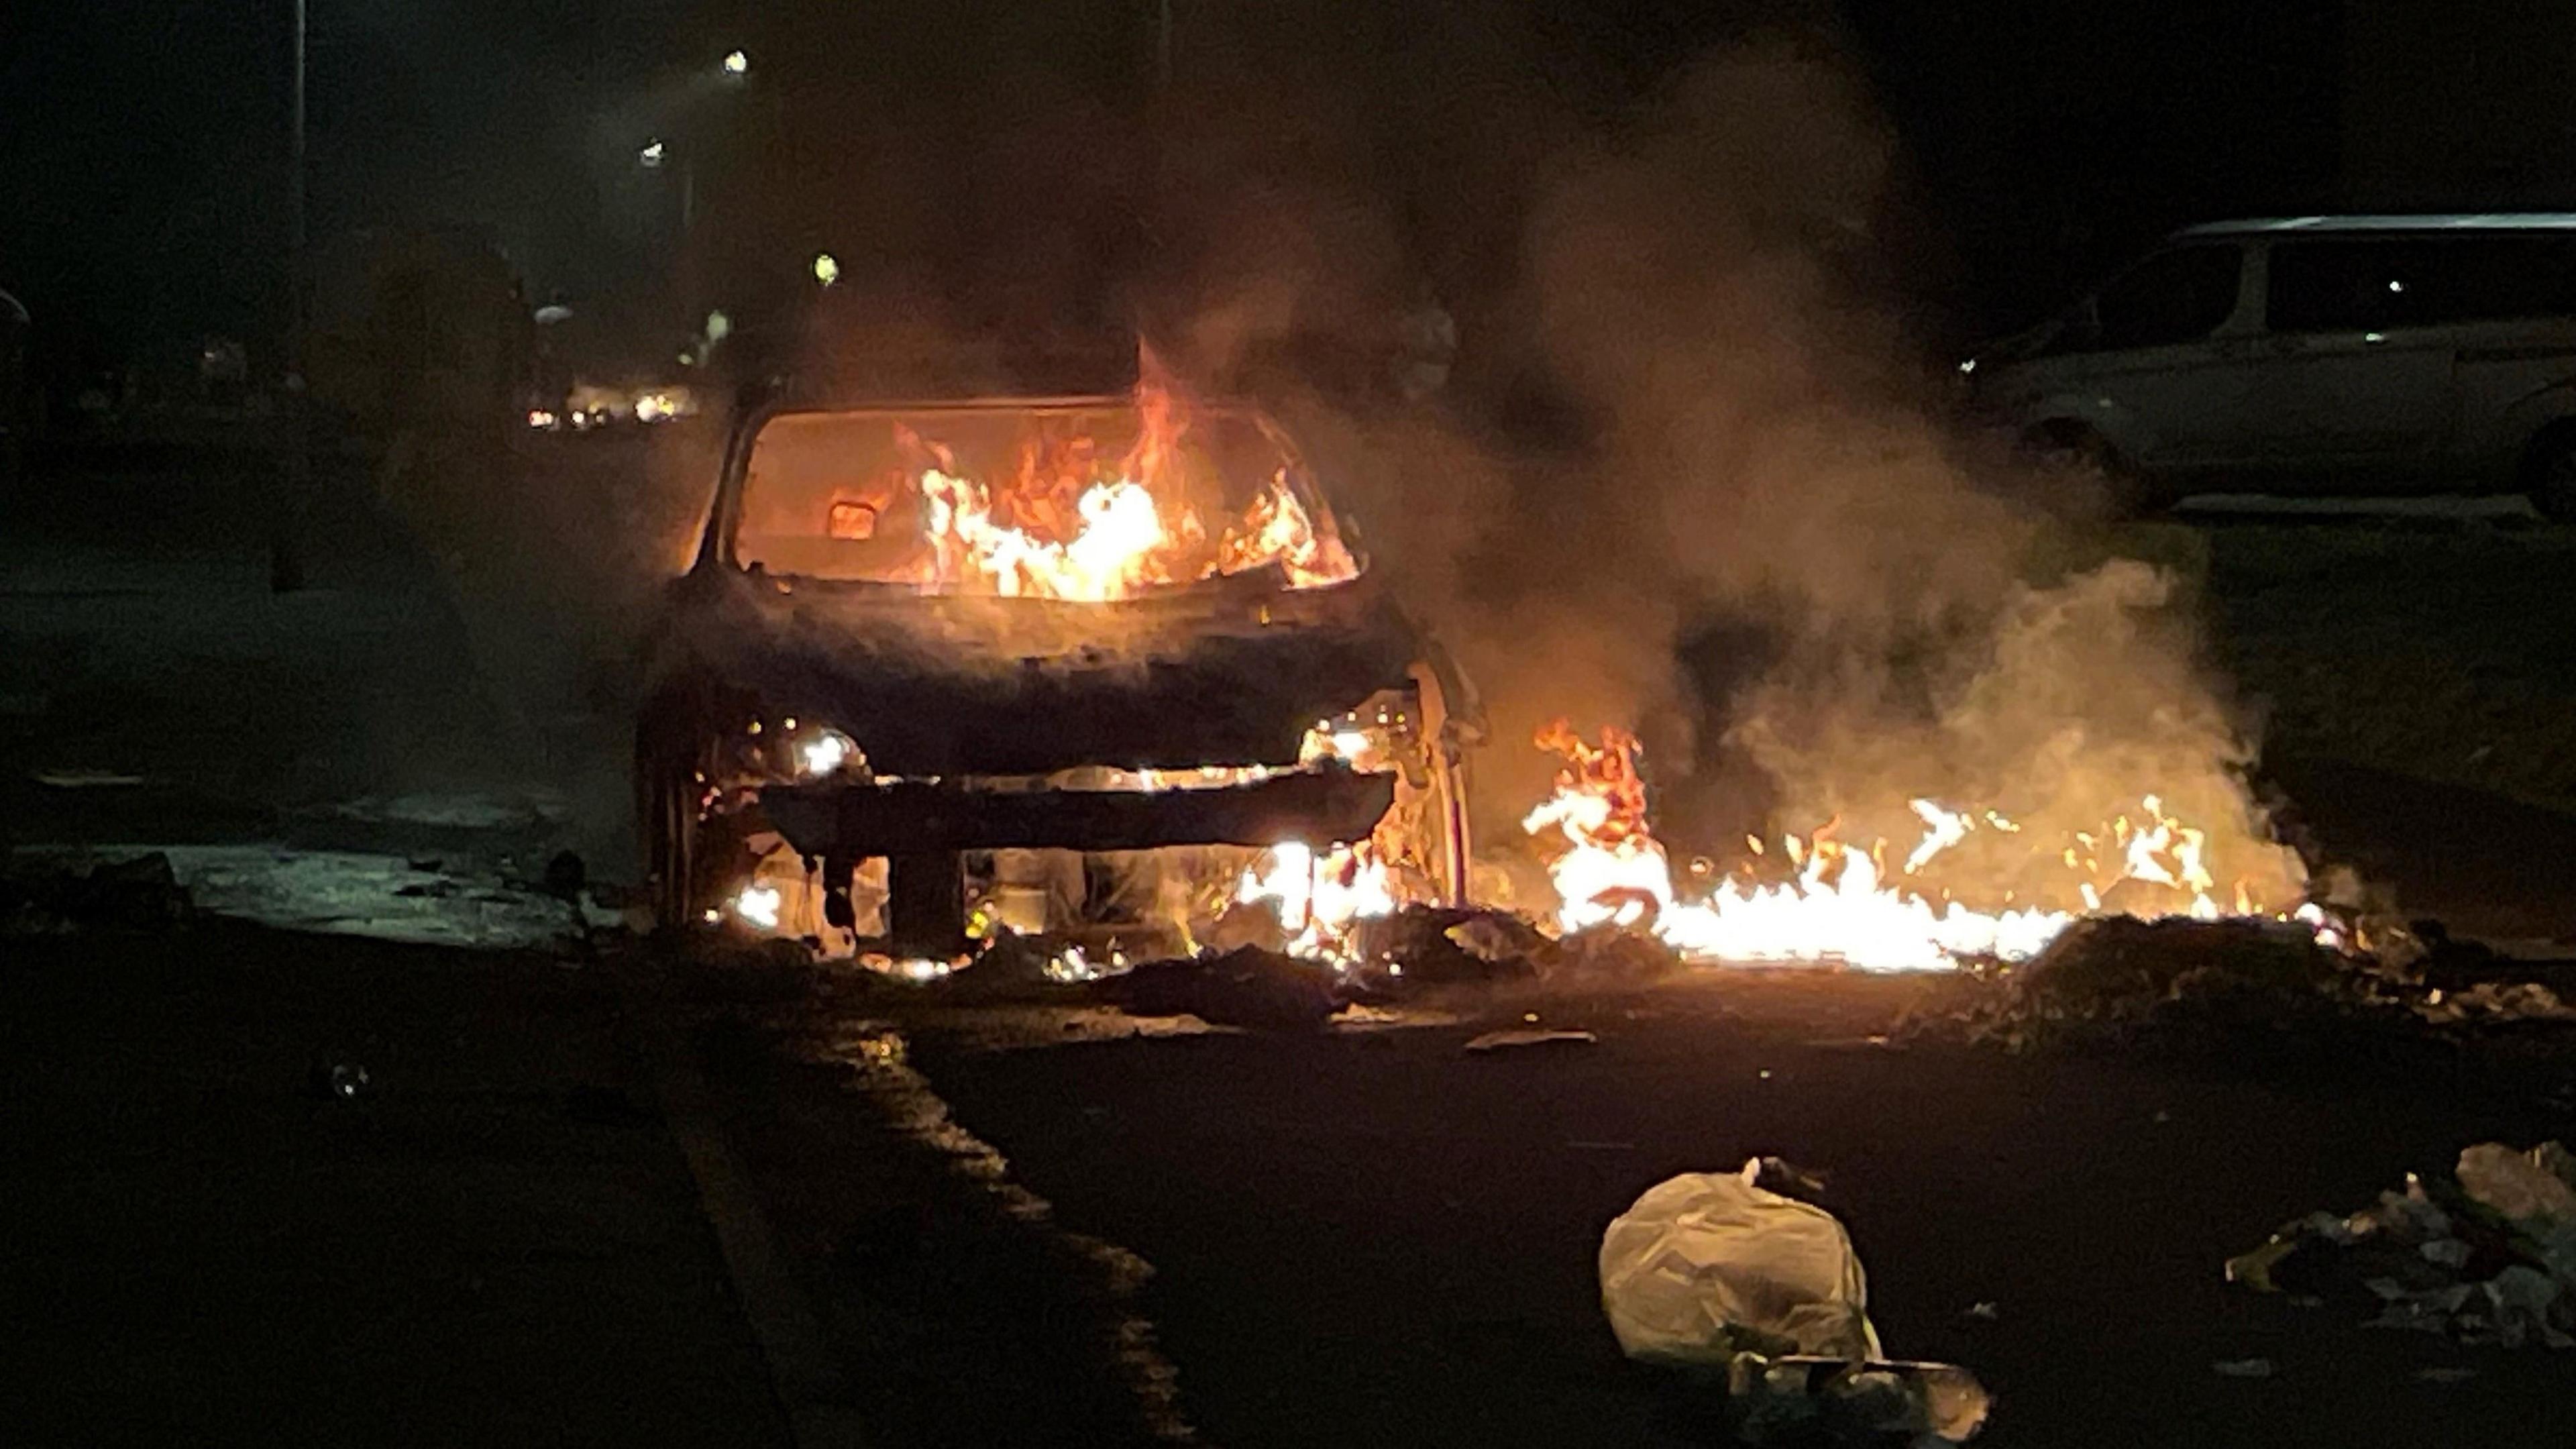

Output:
xmin=734 ymin=402 xmax=1359 ymax=600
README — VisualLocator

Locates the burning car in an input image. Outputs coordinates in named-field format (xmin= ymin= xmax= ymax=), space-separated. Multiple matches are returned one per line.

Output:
xmin=637 ymin=383 xmax=1479 ymax=961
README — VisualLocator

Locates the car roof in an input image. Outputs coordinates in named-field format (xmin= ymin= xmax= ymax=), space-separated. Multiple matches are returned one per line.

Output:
xmin=2175 ymin=214 xmax=2576 ymax=239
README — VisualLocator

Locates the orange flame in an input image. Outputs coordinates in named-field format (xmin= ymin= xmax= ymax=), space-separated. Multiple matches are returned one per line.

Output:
xmin=1518 ymin=724 xmax=2326 ymax=969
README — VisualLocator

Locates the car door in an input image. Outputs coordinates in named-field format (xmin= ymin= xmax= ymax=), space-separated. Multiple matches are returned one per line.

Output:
xmin=2033 ymin=242 xmax=2263 ymax=472
xmin=2241 ymin=238 xmax=2455 ymax=487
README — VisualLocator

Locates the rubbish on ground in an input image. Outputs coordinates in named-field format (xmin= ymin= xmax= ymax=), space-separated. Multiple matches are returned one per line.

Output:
xmin=1464 ymin=1027 xmax=1598 ymax=1053
xmin=307 ymin=1057 xmax=374 ymax=1101
xmin=1349 ymin=907 xmax=1541 ymax=988
xmin=1105 ymin=947 xmax=1340 ymax=1030
xmin=542 ymin=849 xmax=587 ymax=902
xmin=2228 ymin=1140 xmax=2576 ymax=1349
xmin=2211 ymin=1357 xmax=2275 ymax=1378
xmin=1447 ymin=915 xmax=1534 ymax=963
xmin=1538 ymin=923 xmax=1684 ymax=981
xmin=1946 ymin=915 xmax=2377 ymax=1052
xmin=32 ymin=769 xmax=146 ymax=788
xmin=1601 ymin=1162 xmax=1883 ymax=1364
xmin=1751 ymin=1157 xmax=1831 ymax=1197
xmin=1603 ymin=1162 xmax=1988 ymax=1440
xmin=2418 ymin=979 xmax=2576 ymax=1024
xmin=3 ymin=851 xmax=193 ymax=934
xmin=1725 ymin=1355 xmax=1990 ymax=1445
xmin=1962 ymin=1301 xmax=2000 ymax=1321
xmin=2457 ymin=1142 xmax=2576 ymax=1226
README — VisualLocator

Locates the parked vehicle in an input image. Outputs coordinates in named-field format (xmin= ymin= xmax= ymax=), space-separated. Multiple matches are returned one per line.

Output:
xmin=636 ymin=387 xmax=1479 ymax=954
xmin=1966 ymin=215 xmax=2576 ymax=515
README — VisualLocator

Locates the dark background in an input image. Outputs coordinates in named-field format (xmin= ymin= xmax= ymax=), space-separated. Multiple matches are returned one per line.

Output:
xmin=3 ymin=0 xmax=2564 ymax=376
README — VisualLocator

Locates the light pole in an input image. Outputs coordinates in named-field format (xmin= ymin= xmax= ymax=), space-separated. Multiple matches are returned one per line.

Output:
xmin=641 ymin=52 xmax=749 ymax=313
xmin=273 ymin=0 xmax=311 ymax=592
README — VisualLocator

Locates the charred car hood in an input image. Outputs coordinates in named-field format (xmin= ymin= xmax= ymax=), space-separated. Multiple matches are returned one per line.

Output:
xmin=655 ymin=567 xmax=1424 ymax=776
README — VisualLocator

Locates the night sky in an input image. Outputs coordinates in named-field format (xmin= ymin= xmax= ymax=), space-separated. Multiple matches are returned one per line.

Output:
xmin=0 ymin=1 xmax=2359 ymax=370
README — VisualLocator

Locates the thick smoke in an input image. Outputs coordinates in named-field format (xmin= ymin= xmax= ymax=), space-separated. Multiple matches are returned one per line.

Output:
xmin=1151 ymin=34 xmax=2302 ymax=909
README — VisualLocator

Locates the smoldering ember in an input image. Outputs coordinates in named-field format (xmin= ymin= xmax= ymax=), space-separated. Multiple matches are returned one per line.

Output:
xmin=15 ymin=6 xmax=2576 ymax=1448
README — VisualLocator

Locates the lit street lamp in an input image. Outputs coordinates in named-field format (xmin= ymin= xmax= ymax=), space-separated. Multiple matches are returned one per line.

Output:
xmin=721 ymin=49 xmax=749 ymax=80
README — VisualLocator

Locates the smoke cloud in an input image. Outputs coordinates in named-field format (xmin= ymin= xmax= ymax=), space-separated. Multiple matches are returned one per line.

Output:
xmin=1145 ymin=29 xmax=2302 ymax=908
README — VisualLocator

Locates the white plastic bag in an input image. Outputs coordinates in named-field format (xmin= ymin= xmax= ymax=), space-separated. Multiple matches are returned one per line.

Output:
xmin=1599 ymin=1162 xmax=1882 ymax=1364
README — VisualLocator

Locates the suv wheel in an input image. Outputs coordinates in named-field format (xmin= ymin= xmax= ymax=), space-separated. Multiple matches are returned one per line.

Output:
xmin=2024 ymin=423 xmax=2161 ymax=516
xmin=2526 ymin=428 xmax=2576 ymax=522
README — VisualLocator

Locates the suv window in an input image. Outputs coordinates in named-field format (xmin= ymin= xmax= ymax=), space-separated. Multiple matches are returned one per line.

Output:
xmin=2269 ymin=235 xmax=2576 ymax=332
xmin=2090 ymin=246 xmax=2242 ymax=350
xmin=2267 ymin=241 xmax=2439 ymax=332
xmin=2450 ymin=237 xmax=2576 ymax=319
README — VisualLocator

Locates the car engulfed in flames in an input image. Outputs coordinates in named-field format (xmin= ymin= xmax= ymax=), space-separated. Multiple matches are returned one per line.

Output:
xmin=636 ymin=384 xmax=1477 ymax=966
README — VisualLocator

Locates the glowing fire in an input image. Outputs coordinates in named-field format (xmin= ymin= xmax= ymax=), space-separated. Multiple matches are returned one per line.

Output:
xmin=1236 ymin=840 xmax=1397 ymax=963
xmin=889 ymin=380 xmax=1356 ymax=602
xmin=1524 ymin=722 xmax=2320 ymax=971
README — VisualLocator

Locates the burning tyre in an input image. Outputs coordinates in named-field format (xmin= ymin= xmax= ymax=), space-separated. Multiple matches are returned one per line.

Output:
xmin=637 ymin=384 xmax=1478 ymax=963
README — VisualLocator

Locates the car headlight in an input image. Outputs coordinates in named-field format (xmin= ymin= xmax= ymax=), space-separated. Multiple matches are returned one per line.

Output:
xmin=797 ymin=729 xmax=857 ymax=779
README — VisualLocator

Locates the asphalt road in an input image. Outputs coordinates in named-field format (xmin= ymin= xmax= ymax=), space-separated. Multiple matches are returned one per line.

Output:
xmin=858 ymin=973 xmax=2573 ymax=1448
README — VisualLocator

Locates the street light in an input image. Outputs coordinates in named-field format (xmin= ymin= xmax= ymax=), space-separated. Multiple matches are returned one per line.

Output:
xmin=639 ymin=138 xmax=667 ymax=168
xmin=721 ymin=49 xmax=749 ymax=79
xmin=812 ymin=254 xmax=841 ymax=287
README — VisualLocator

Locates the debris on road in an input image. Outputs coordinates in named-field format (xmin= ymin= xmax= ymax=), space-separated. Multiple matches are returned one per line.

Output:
xmin=1349 ymin=906 xmax=1543 ymax=988
xmin=1723 ymin=1356 xmax=1991 ymax=1446
xmin=1538 ymin=922 xmax=1684 ymax=983
xmin=1462 ymin=1026 xmax=1597 ymax=1053
xmin=1601 ymin=1161 xmax=1990 ymax=1442
xmin=30 ymin=768 xmax=146 ymax=788
xmin=1446 ymin=914 xmax=1536 ymax=963
xmin=1602 ymin=1163 xmax=1882 ymax=1364
xmin=1750 ymin=1156 xmax=1832 ymax=1198
xmin=2227 ymin=1140 xmax=2576 ymax=1349
xmin=1102 ymin=946 xmax=1341 ymax=1030
xmin=1937 ymin=915 xmax=2396 ymax=1052
xmin=3 ymin=851 xmax=193 ymax=934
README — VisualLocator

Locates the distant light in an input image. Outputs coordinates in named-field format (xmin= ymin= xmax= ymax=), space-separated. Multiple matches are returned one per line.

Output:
xmin=2364 ymin=331 xmax=2386 ymax=343
xmin=722 ymin=49 xmax=749 ymax=76
xmin=526 ymin=409 xmax=558 ymax=429
xmin=2387 ymin=278 xmax=2406 ymax=293
xmin=640 ymin=138 xmax=666 ymax=168
xmin=1957 ymin=357 xmax=1978 ymax=374
xmin=812 ymin=252 xmax=841 ymax=286
xmin=704 ymin=309 xmax=732 ymax=341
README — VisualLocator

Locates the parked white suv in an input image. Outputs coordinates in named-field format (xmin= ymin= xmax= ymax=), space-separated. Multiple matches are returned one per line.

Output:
xmin=1967 ymin=215 xmax=2576 ymax=516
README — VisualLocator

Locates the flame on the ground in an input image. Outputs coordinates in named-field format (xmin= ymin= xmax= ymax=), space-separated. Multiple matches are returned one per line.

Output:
xmin=1235 ymin=839 xmax=1397 ymax=963
xmin=1524 ymin=722 xmax=2324 ymax=971
xmin=902 ymin=379 xmax=1357 ymax=601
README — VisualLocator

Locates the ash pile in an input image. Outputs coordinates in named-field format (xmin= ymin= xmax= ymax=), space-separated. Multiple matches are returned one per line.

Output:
xmin=1914 ymin=912 xmax=2576 ymax=1055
